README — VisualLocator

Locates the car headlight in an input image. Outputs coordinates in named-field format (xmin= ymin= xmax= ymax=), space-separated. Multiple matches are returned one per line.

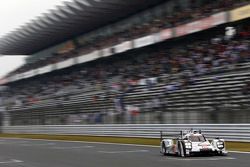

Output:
xmin=185 ymin=142 xmax=192 ymax=149
xmin=216 ymin=141 xmax=224 ymax=149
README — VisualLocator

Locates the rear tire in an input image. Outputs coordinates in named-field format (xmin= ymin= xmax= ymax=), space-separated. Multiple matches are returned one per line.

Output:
xmin=162 ymin=143 xmax=167 ymax=156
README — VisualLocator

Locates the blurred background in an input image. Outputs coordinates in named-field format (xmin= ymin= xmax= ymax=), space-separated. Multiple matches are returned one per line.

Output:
xmin=0 ymin=0 xmax=249 ymax=126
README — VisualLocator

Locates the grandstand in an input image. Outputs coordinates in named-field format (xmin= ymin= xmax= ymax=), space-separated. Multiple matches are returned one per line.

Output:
xmin=0 ymin=0 xmax=250 ymax=126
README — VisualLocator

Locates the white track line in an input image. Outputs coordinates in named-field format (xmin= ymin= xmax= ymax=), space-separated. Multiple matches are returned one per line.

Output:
xmin=20 ymin=142 xmax=55 ymax=146
xmin=0 ymin=137 xmax=249 ymax=154
xmin=0 ymin=159 xmax=23 ymax=164
xmin=229 ymin=151 xmax=250 ymax=154
xmin=0 ymin=141 xmax=29 ymax=144
xmin=0 ymin=137 xmax=159 ymax=148
xmin=52 ymin=146 xmax=94 ymax=149
xmin=163 ymin=157 xmax=236 ymax=161
xmin=98 ymin=150 xmax=149 ymax=154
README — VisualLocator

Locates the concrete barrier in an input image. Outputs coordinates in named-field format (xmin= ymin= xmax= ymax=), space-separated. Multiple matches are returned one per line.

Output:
xmin=2 ymin=124 xmax=250 ymax=142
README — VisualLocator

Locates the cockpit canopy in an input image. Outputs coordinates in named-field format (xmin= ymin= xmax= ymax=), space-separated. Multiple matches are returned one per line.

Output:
xmin=185 ymin=134 xmax=206 ymax=142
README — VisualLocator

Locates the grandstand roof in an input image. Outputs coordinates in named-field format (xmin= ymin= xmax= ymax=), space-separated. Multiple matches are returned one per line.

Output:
xmin=0 ymin=0 xmax=165 ymax=55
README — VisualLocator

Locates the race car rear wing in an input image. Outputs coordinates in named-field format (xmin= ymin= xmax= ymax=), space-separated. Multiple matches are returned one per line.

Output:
xmin=160 ymin=131 xmax=182 ymax=141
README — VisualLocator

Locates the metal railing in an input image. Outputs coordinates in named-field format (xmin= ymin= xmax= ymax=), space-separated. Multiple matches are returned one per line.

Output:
xmin=2 ymin=124 xmax=250 ymax=142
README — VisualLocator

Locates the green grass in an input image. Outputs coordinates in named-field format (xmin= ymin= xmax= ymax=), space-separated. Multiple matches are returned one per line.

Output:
xmin=0 ymin=134 xmax=159 ymax=145
xmin=0 ymin=133 xmax=249 ymax=152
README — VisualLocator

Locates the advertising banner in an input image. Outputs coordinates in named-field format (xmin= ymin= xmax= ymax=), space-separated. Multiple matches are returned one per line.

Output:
xmin=114 ymin=41 xmax=132 ymax=53
xmin=134 ymin=34 xmax=156 ymax=48
xmin=56 ymin=58 xmax=74 ymax=70
xmin=160 ymin=28 xmax=173 ymax=41
xmin=102 ymin=47 xmax=113 ymax=57
xmin=22 ymin=70 xmax=35 ymax=79
xmin=38 ymin=64 xmax=53 ymax=75
xmin=7 ymin=75 xmax=19 ymax=82
xmin=230 ymin=4 xmax=250 ymax=22
xmin=176 ymin=12 xmax=226 ymax=37
xmin=77 ymin=51 xmax=99 ymax=64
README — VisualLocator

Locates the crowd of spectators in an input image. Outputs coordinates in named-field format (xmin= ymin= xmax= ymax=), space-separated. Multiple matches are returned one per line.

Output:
xmin=1 ymin=24 xmax=249 ymax=108
xmin=7 ymin=0 xmax=250 ymax=76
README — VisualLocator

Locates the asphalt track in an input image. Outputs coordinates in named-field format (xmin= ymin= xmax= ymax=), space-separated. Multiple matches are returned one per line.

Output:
xmin=0 ymin=138 xmax=249 ymax=167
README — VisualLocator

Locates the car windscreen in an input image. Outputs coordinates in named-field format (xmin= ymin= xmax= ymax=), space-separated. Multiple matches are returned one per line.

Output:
xmin=188 ymin=135 xmax=206 ymax=142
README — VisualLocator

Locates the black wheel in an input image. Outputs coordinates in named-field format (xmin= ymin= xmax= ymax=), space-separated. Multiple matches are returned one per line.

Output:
xmin=177 ymin=141 xmax=181 ymax=157
xmin=177 ymin=141 xmax=186 ymax=157
xmin=162 ymin=143 xmax=167 ymax=156
xmin=181 ymin=141 xmax=187 ymax=157
xmin=217 ymin=150 xmax=224 ymax=156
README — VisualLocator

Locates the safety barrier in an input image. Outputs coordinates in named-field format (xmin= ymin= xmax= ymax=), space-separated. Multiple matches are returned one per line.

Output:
xmin=2 ymin=124 xmax=250 ymax=142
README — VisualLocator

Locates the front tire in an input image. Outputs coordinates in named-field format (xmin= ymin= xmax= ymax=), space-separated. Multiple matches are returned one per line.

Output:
xmin=217 ymin=150 xmax=225 ymax=156
xmin=177 ymin=141 xmax=186 ymax=157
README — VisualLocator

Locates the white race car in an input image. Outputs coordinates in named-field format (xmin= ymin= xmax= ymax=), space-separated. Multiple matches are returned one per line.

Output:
xmin=160 ymin=130 xmax=227 ymax=157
